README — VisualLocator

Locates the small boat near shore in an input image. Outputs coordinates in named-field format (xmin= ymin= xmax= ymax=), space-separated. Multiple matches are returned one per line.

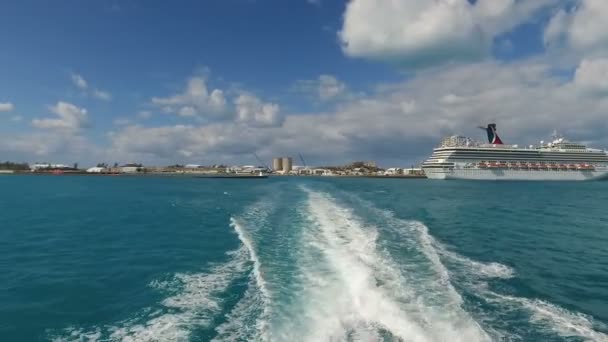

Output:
xmin=194 ymin=171 xmax=268 ymax=179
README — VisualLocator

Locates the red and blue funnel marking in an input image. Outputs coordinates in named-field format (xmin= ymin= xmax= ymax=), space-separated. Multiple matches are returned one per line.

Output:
xmin=484 ymin=123 xmax=503 ymax=144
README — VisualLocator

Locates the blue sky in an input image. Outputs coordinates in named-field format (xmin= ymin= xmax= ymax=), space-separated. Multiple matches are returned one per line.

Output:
xmin=1 ymin=0 xmax=607 ymax=166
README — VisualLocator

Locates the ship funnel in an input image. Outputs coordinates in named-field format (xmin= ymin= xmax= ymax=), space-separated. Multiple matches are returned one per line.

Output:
xmin=479 ymin=123 xmax=503 ymax=144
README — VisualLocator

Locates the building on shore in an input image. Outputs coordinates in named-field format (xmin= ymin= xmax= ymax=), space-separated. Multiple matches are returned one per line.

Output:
xmin=120 ymin=164 xmax=143 ymax=173
xmin=272 ymin=158 xmax=283 ymax=172
xmin=86 ymin=167 xmax=106 ymax=173
xmin=405 ymin=168 xmax=424 ymax=176
xmin=31 ymin=163 xmax=70 ymax=171
xmin=282 ymin=157 xmax=293 ymax=173
xmin=272 ymin=157 xmax=293 ymax=174
xmin=363 ymin=161 xmax=377 ymax=168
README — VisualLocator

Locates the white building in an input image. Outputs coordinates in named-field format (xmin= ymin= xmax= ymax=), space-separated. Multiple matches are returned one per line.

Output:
xmin=31 ymin=163 xmax=69 ymax=171
xmin=120 ymin=164 xmax=141 ymax=173
xmin=385 ymin=167 xmax=403 ymax=175
xmin=86 ymin=167 xmax=106 ymax=173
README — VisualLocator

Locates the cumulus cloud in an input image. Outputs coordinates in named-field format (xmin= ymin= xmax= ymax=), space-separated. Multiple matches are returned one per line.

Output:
xmin=151 ymin=77 xmax=227 ymax=118
xmin=294 ymin=74 xmax=347 ymax=101
xmin=573 ymin=58 xmax=608 ymax=95
xmin=340 ymin=0 xmax=558 ymax=67
xmin=235 ymin=94 xmax=283 ymax=127
xmin=32 ymin=101 xmax=89 ymax=131
xmin=113 ymin=118 xmax=131 ymax=126
xmin=0 ymin=102 xmax=15 ymax=112
xmin=70 ymin=73 xmax=112 ymax=101
xmin=109 ymin=123 xmax=274 ymax=164
xmin=544 ymin=0 xmax=608 ymax=55
xmin=137 ymin=111 xmax=152 ymax=119
xmin=71 ymin=73 xmax=88 ymax=90
xmin=108 ymin=61 xmax=608 ymax=166
xmin=93 ymin=89 xmax=112 ymax=101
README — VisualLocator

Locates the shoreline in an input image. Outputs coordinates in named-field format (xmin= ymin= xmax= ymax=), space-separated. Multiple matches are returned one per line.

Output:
xmin=0 ymin=171 xmax=427 ymax=179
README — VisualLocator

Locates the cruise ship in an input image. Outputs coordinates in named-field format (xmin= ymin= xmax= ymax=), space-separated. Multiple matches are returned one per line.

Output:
xmin=422 ymin=124 xmax=608 ymax=181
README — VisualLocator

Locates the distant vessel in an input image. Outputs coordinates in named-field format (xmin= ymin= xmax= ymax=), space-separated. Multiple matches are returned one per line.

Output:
xmin=195 ymin=171 xmax=268 ymax=179
xmin=422 ymin=124 xmax=608 ymax=181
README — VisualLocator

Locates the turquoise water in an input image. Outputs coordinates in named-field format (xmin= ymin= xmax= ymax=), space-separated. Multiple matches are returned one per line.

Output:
xmin=1 ymin=175 xmax=608 ymax=341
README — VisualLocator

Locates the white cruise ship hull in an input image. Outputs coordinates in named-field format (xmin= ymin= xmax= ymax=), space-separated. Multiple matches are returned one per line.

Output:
xmin=424 ymin=168 xmax=608 ymax=181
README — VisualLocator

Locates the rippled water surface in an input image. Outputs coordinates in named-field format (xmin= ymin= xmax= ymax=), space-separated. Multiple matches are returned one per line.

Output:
xmin=1 ymin=175 xmax=607 ymax=341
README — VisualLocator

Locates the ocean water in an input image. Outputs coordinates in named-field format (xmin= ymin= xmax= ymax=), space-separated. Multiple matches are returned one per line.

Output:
xmin=1 ymin=175 xmax=608 ymax=342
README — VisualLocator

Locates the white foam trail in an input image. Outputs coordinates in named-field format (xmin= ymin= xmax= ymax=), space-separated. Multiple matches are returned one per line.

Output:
xmin=108 ymin=244 xmax=250 ymax=342
xmin=482 ymin=291 xmax=608 ymax=342
xmin=338 ymin=190 xmax=515 ymax=281
xmin=212 ymin=198 xmax=275 ymax=342
xmin=212 ymin=218 xmax=272 ymax=342
xmin=51 ymin=213 xmax=265 ymax=342
xmin=287 ymin=187 xmax=490 ymax=342
xmin=51 ymin=327 xmax=102 ymax=342
xmin=231 ymin=217 xmax=271 ymax=311
xmin=401 ymin=220 xmax=516 ymax=283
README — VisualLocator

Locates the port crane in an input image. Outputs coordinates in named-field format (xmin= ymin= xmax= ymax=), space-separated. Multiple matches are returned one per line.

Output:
xmin=253 ymin=153 xmax=270 ymax=171
xmin=298 ymin=153 xmax=307 ymax=168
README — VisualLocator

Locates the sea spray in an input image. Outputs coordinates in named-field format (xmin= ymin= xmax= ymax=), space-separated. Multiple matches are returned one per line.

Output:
xmin=331 ymin=185 xmax=608 ymax=342
xmin=287 ymin=187 xmax=491 ymax=342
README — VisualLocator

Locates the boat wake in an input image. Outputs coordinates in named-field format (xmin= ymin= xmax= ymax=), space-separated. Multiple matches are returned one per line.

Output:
xmin=51 ymin=200 xmax=274 ymax=342
xmin=271 ymin=187 xmax=491 ymax=342
xmin=51 ymin=184 xmax=608 ymax=342
xmin=330 ymin=187 xmax=608 ymax=342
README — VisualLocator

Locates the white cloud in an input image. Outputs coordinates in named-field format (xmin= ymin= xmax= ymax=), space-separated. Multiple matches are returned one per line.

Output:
xmin=573 ymin=58 xmax=608 ymax=95
xmin=113 ymin=118 xmax=131 ymax=126
xmin=544 ymin=0 xmax=608 ymax=55
xmin=32 ymin=101 xmax=89 ymax=131
xmin=151 ymin=77 xmax=227 ymax=118
xmin=0 ymin=102 xmax=15 ymax=112
xmin=340 ymin=0 xmax=558 ymax=67
xmin=108 ymin=61 xmax=608 ymax=166
xmin=70 ymin=73 xmax=112 ymax=101
xmin=0 ymin=132 xmax=103 ymax=164
xmin=93 ymin=89 xmax=112 ymax=101
xmin=71 ymin=73 xmax=88 ymax=90
xmin=109 ymin=123 xmax=274 ymax=163
xmin=137 ymin=111 xmax=152 ymax=119
xmin=10 ymin=115 xmax=23 ymax=122
xmin=294 ymin=74 xmax=347 ymax=101
xmin=235 ymin=94 xmax=283 ymax=127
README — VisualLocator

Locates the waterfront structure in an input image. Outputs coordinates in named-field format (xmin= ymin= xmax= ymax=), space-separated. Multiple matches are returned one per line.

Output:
xmin=423 ymin=124 xmax=608 ymax=181
xmin=281 ymin=157 xmax=293 ymax=173
xmin=86 ymin=167 xmax=105 ymax=173
xmin=31 ymin=163 xmax=70 ymax=171
xmin=272 ymin=158 xmax=283 ymax=172
xmin=120 ymin=164 xmax=142 ymax=173
xmin=385 ymin=168 xmax=402 ymax=175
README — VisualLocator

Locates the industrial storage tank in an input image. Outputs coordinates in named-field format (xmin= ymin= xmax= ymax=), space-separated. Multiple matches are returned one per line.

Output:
xmin=273 ymin=158 xmax=283 ymax=172
xmin=282 ymin=157 xmax=293 ymax=173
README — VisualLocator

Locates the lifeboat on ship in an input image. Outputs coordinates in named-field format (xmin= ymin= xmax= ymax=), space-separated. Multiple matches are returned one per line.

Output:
xmin=488 ymin=161 xmax=499 ymax=168
xmin=509 ymin=162 xmax=520 ymax=169
xmin=498 ymin=161 xmax=508 ymax=168
xmin=478 ymin=162 xmax=488 ymax=169
xmin=568 ymin=164 xmax=578 ymax=170
xmin=529 ymin=163 xmax=539 ymax=170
